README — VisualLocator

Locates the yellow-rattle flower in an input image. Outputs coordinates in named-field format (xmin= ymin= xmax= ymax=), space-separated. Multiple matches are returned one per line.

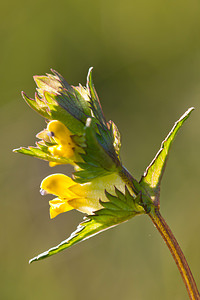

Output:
xmin=46 ymin=120 xmax=78 ymax=166
xmin=40 ymin=172 xmax=127 ymax=218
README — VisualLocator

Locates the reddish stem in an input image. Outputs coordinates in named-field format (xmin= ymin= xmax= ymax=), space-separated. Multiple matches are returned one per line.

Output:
xmin=149 ymin=208 xmax=200 ymax=300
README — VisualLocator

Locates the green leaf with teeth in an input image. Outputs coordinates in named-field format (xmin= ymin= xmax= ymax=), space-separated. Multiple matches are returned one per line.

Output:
xmin=29 ymin=186 xmax=144 ymax=263
xmin=74 ymin=118 xmax=121 ymax=183
xmin=13 ymin=146 xmax=74 ymax=165
xmin=86 ymin=67 xmax=106 ymax=126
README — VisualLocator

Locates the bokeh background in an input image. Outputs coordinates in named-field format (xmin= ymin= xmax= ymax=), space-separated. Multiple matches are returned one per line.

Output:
xmin=1 ymin=0 xmax=200 ymax=299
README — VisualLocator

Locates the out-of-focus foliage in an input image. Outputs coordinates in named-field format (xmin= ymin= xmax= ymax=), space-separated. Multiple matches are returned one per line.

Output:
xmin=1 ymin=0 xmax=200 ymax=299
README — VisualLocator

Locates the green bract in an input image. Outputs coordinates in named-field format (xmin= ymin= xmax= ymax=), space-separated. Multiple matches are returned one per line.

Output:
xmin=30 ymin=187 xmax=144 ymax=263
xmin=15 ymin=68 xmax=122 ymax=181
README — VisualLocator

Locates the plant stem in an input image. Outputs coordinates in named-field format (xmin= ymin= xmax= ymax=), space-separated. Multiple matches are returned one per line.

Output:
xmin=149 ymin=207 xmax=200 ymax=300
xmin=120 ymin=166 xmax=199 ymax=298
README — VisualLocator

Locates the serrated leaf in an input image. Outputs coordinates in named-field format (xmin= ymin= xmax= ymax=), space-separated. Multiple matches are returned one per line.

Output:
xmin=74 ymin=162 xmax=109 ymax=183
xmin=83 ymin=119 xmax=119 ymax=170
xmin=73 ymin=169 xmax=108 ymax=183
xmin=73 ymin=118 xmax=121 ymax=183
xmin=30 ymin=186 xmax=145 ymax=263
xmin=105 ymin=188 xmax=143 ymax=212
xmin=99 ymin=199 xmax=122 ymax=210
xmin=73 ymin=86 xmax=92 ymax=117
xmin=13 ymin=146 xmax=73 ymax=165
xmin=29 ymin=218 xmax=115 ymax=263
xmin=86 ymin=67 xmax=106 ymax=126
xmin=22 ymin=92 xmax=50 ymax=119
xmin=96 ymin=123 xmax=120 ymax=164
xmin=140 ymin=107 xmax=194 ymax=204
xmin=36 ymin=129 xmax=55 ymax=144
xmin=34 ymin=73 xmax=61 ymax=96
xmin=51 ymin=69 xmax=91 ymax=121
xmin=43 ymin=92 xmax=85 ymax=135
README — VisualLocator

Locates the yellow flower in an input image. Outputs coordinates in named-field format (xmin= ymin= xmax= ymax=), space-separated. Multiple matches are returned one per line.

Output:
xmin=40 ymin=172 xmax=127 ymax=218
xmin=47 ymin=120 xmax=77 ymax=167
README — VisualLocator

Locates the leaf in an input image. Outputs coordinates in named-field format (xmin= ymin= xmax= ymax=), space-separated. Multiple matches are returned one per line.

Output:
xmin=74 ymin=164 xmax=109 ymax=183
xmin=140 ymin=107 xmax=194 ymax=204
xmin=50 ymin=69 xmax=91 ymax=122
xmin=43 ymin=91 xmax=85 ymax=135
xmin=74 ymin=118 xmax=121 ymax=183
xmin=108 ymin=120 xmax=121 ymax=159
xmin=24 ymin=70 xmax=94 ymax=135
xmin=13 ymin=146 xmax=74 ymax=165
xmin=96 ymin=123 xmax=118 ymax=159
xmin=86 ymin=67 xmax=106 ymax=126
xmin=29 ymin=186 xmax=144 ymax=263
xmin=22 ymin=92 xmax=50 ymax=119
xmin=34 ymin=73 xmax=61 ymax=96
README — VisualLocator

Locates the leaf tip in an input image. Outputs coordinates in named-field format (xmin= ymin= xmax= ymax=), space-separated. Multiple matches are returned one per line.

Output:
xmin=29 ymin=258 xmax=34 ymax=264
xmin=29 ymin=249 xmax=49 ymax=264
xmin=12 ymin=147 xmax=22 ymax=153
xmin=87 ymin=67 xmax=94 ymax=83
xmin=29 ymin=255 xmax=39 ymax=264
xmin=180 ymin=107 xmax=195 ymax=120
xmin=21 ymin=91 xmax=28 ymax=100
xmin=88 ymin=66 xmax=94 ymax=73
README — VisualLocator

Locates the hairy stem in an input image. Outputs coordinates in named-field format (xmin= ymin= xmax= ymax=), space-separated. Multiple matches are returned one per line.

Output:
xmin=149 ymin=207 xmax=200 ymax=300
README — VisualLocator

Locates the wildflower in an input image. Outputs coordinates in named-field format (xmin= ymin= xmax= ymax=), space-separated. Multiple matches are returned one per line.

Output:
xmin=41 ymin=172 xmax=127 ymax=218
xmin=38 ymin=120 xmax=84 ymax=167
xmin=47 ymin=120 xmax=76 ymax=158
xmin=15 ymin=68 xmax=199 ymax=300
xmin=14 ymin=67 xmax=146 ymax=262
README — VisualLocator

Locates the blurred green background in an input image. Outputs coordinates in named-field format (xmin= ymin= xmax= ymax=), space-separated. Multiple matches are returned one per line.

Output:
xmin=1 ymin=0 xmax=200 ymax=299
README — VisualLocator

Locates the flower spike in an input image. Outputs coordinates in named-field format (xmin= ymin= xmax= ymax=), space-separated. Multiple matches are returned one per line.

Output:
xmin=14 ymin=68 xmax=196 ymax=289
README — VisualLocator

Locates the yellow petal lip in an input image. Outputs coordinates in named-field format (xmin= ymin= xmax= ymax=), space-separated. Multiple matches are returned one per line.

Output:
xmin=49 ymin=161 xmax=61 ymax=167
xmin=40 ymin=173 xmax=77 ymax=198
xmin=46 ymin=120 xmax=76 ymax=165
xmin=47 ymin=120 xmax=74 ymax=146
xmin=49 ymin=198 xmax=74 ymax=219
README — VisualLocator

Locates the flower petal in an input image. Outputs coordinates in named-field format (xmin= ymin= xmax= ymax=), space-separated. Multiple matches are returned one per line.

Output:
xmin=46 ymin=121 xmax=77 ymax=164
xmin=49 ymin=198 xmax=74 ymax=218
xmin=48 ymin=145 xmax=75 ymax=162
xmin=40 ymin=174 xmax=77 ymax=198
xmin=47 ymin=120 xmax=75 ymax=146
xmin=68 ymin=198 xmax=102 ymax=215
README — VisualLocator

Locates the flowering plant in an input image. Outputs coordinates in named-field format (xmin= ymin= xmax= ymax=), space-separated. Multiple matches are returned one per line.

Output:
xmin=14 ymin=68 xmax=199 ymax=299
